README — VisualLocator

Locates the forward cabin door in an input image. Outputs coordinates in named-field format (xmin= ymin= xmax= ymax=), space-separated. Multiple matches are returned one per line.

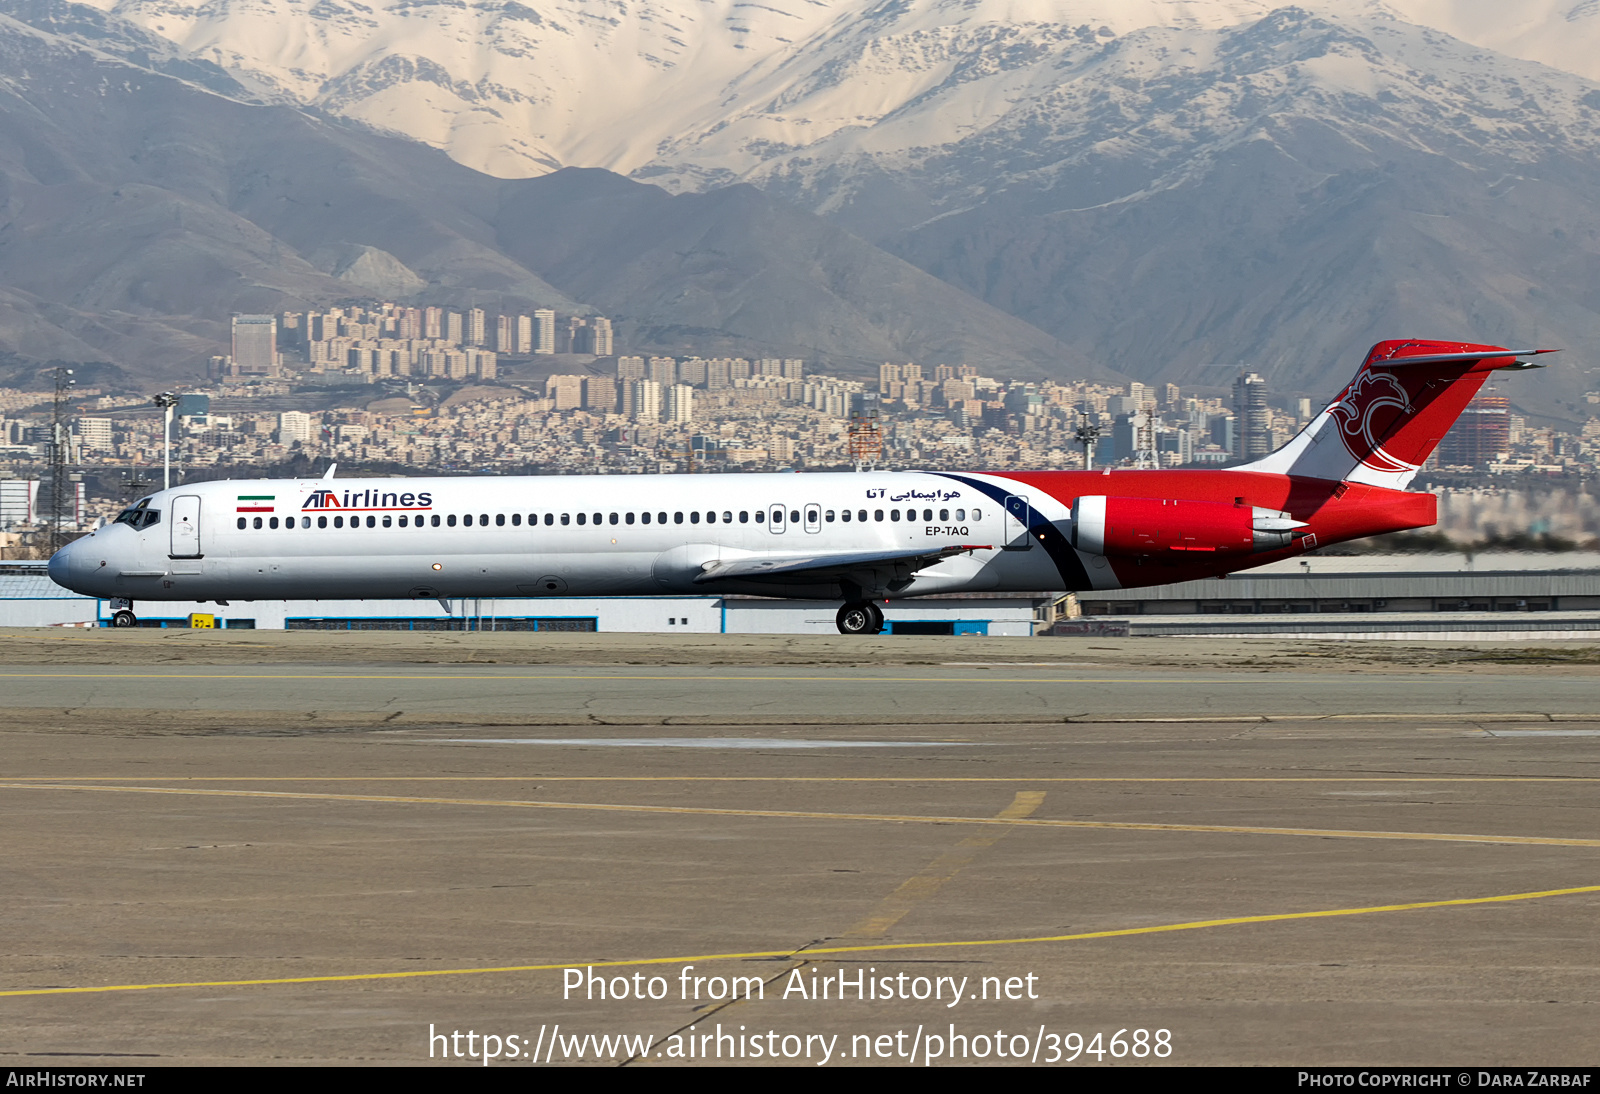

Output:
xmin=170 ymin=495 xmax=202 ymax=558
xmin=1003 ymin=494 xmax=1032 ymax=551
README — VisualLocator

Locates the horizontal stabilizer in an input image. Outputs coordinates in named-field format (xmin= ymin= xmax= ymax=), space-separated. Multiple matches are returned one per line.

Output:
xmin=693 ymin=544 xmax=989 ymax=585
xmin=1371 ymin=349 xmax=1556 ymax=367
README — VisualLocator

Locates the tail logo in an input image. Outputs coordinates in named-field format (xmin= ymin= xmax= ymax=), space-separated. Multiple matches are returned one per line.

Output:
xmin=1328 ymin=370 xmax=1418 ymax=474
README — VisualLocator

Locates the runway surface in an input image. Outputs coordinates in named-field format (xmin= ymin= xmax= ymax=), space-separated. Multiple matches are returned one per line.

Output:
xmin=2 ymin=630 xmax=1598 ymax=1066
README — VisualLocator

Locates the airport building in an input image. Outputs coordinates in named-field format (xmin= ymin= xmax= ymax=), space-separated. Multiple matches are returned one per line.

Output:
xmin=1066 ymin=553 xmax=1600 ymax=638
xmin=0 ymin=564 xmax=1039 ymax=635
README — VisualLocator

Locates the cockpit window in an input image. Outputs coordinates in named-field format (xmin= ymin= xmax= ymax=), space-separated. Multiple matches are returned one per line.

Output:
xmin=113 ymin=507 xmax=161 ymax=530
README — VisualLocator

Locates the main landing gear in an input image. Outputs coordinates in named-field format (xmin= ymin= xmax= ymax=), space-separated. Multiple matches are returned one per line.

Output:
xmin=835 ymin=600 xmax=884 ymax=636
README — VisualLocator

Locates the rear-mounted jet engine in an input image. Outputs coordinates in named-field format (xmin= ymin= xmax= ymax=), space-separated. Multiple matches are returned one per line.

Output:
xmin=1070 ymin=495 xmax=1308 ymax=557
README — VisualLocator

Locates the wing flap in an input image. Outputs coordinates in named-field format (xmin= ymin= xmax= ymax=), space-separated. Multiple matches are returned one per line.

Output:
xmin=692 ymin=544 xmax=991 ymax=585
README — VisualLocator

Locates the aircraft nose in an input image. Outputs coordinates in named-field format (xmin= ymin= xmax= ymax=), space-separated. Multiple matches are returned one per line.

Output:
xmin=47 ymin=539 xmax=75 ymax=588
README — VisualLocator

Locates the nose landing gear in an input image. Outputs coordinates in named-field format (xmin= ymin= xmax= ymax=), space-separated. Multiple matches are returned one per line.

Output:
xmin=109 ymin=599 xmax=137 ymax=628
xmin=835 ymin=600 xmax=884 ymax=635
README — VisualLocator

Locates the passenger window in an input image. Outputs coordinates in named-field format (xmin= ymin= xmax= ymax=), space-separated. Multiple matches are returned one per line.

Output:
xmin=674 ymin=512 xmax=683 ymax=524
xmin=431 ymin=515 xmax=441 ymax=527
xmin=841 ymin=510 xmax=851 ymax=522
xmin=972 ymin=509 xmax=982 ymax=521
xmin=690 ymin=512 xmax=700 ymax=524
xmin=319 ymin=516 xmax=328 ymax=529
xmin=940 ymin=509 xmax=949 ymax=522
xmin=722 ymin=512 xmax=732 ymax=523
xmin=625 ymin=512 xmax=635 ymax=525
xmin=740 ymin=511 xmax=749 ymax=523
xmin=754 ymin=511 xmax=763 ymax=523
xmin=577 ymin=513 xmax=586 ymax=525
xmin=236 ymin=517 xmax=246 ymax=530
xmin=252 ymin=517 xmax=262 ymax=529
xmin=383 ymin=515 xmax=392 ymax=528
xmin=705 ymin=512 xmax=715 ymax=524
xmin=923 ymin=509 xmax=933 ymax=522
xmin=890 ymin=510 xmax=900 ymax=521
xmin=497 ymin=514 xmax=506 ymax=527
xmin=303 ymin=517 xmax=311 ymax=529
xmin=464 ymin=514 xmax=473 ymax=527
xmin=790 ymin=510 xmax=800 ymax=523
xmin=399 ymin=515 xmax=408 ymax=527
xmin=560 ymin=514 xmax=569 ymax=525
xmin=593 ymin=513 xmax=601 ymax=525
xmin=334 ymin=516 xmax=344 ymax=528
xmin=367 ymin=515 xmax=377 ymax=528
xmin=641 ymin=512 xmax=650 ymax=524
xmin=874 ymin=510 xmax=883 ymax=521
xmin=447 ymin=515 xmax=457 ymax=527
xmin=480 ymin=514 xmax=488 ymax=525
xmin=825 ymin=510 xmax=835 ymax=522
xmin=267 ymin=517 xmax=277 ymax=529
xmin=609 ymin=513 xmax=619 ymax=525
xmin=657 ymin=512 xmax=667 ymax=524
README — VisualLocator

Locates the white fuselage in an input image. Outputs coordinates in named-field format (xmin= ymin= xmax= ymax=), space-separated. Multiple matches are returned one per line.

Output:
xmin=49 ymin=471 xmax=1081 ymax=604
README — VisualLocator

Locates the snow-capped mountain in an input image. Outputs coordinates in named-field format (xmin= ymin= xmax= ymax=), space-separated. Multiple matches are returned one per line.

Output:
xmin=8 ymin=0 xmax=1600 ymax=407
xmin=59 ymin=0 xmax=1600 ymax=180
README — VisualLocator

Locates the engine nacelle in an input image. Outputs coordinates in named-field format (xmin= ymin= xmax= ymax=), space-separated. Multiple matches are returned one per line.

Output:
xmin=1070 ymin=496 xmax=1307 ymax=557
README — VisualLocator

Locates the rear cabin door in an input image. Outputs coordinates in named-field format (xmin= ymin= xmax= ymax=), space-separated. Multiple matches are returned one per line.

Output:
xmin=170 ymin=495 xmax=202 ymax=558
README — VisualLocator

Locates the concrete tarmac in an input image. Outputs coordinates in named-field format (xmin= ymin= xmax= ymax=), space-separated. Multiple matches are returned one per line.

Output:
xmin=2 ymin=630 xmax=1599 ymax=1066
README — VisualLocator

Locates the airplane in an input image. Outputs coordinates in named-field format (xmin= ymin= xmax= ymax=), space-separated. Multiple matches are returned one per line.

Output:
xmin=48 ymin=339 xmax=1550 ymax=634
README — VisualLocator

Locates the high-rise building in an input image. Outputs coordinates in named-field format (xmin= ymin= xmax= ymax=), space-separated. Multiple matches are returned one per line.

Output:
xmin=617 ymin=356 xmax=647 ymax=381
xmin=1437 ymin=394 xmax=1510 ymax=468
xmin=515 ymin=315 xmax=533 ymax=355
xmin=649 ymin=357 xmax=676 ymax=385
xmin=590 ymin=317 xmax=614 ymax=357
xmin=75 ymin=418 xmax=113 ymax=452
xmin=534 ymin=309 xmax=557 ymax=355
xmin=445 ymin=311 xmax=463 ymax=345
xmin=665 ymin=385 xmax=694 ymax=424
xmin=277 ymin=411 xmax=315 ymax=445
xmin=583 ymin=376 xmax=618 ymax=413
xmin=782 ymin=358 xmax=803 ymax=380
xmin=677 ymin=358 xmax=707 ymax=386
xmin=468 ymin=309 xmax=486 ymax=346
xmin=495 ymin=315 xmax=513 ymax=352
xmin=400 ymin=308 xmax=422 ymax=340
xmin=706 ymin=359 xmax=731 ymax=391
xmin=901 ymin=363 xmax=923 ymax=383
xmin=1233 ymin=372 xmax=1271 ymax=459
xmin=423 ymin=307 xmax=443 ymax=340
xmin=756 ymin=358 xmax=782 ymax=377
xmin=547 ymin=375 xmax=584 ymax=410
xmin=630 ymin=380 xmax=662 ymax=422
xmin=230 ymin=315 xmax=279 ymax=377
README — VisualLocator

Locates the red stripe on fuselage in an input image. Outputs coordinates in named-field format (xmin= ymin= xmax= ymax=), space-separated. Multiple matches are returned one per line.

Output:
xmin=989 ymin=469 xmax=1435 ymax=590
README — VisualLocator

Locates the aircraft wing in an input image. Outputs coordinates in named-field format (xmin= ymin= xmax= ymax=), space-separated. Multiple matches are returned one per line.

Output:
xmin=692 ymin=544 xmax=991 ymax=586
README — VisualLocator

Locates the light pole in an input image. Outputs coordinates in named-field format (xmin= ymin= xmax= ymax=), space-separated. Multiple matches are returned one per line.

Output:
xmin=153 ymin=392 xmax=179 ymax=490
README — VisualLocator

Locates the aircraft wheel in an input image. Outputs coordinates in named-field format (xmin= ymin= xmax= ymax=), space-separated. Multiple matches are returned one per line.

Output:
xmin=836 ymin=601 xmax=884 ymax=636
xmin=111 ymin=610 xmax=137 ymax=628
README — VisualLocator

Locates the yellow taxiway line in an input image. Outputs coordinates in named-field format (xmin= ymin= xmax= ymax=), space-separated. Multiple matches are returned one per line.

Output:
xmin=4 ymin=883 xmax=1597 ymax=999
xmin=5 ymin=781 xmax=1600 ymax=848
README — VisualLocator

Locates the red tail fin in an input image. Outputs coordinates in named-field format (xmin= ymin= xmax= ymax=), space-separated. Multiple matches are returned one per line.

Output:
xmin=1238 ymin=340 xmax=1552 ymax=487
